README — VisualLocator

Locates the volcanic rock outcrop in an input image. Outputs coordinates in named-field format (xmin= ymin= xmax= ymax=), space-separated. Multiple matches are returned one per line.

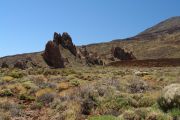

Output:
xmin=14 ymin=60 xmax=27 ymax=69
xmin=43 ymin=41 xmax=65 ymax=68
xmin=43 ymin=32 xmax=79 ymax=68
xmin=78 ymin=46 xmax=103 ymax=65
xmin=53 ymin=32 xmax=77 ymax=56
xmin=111 ymin=47 xmax=136 ymax=60
xmin=1 ymin=62 xmax=9 ymax=68
xmin=61 ymin=32 xmax=77 ymax=56
xmin=53 ymin=32 xmax=61 ymax=45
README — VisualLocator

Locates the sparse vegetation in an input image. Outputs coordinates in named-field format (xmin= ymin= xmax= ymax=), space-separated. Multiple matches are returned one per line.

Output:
xmin=36 ymin=88 xmax=55 ymax=104
xmin=0 ymin=66 xmax=179 ymax=119
xmin=0 ymin=89 xmax=14 ymax=97
xmin=89 ymin=115 xmax=118 ymax=120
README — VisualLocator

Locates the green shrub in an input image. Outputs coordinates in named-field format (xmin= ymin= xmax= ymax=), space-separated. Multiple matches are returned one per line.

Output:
xmin=89 ymin=115 xmax=118 ymax=120
xmin=62 ymin=69 xmax=77 ymax=76
xmin=157 ymin=95 xmax=180 ymax=112
xmin=145 ymin=111 xmax=172 ymax=120
xmin=36 ymin=88 xmax=55 ymax=104
xmin=70 ymin=79 xmax=80 ymax=86
xmin=121 ymin=110 xmax=140 ymax=120
xmin=30 ymin=102 xmax=43 ymax=110
xmin=114 ymin=95 xmax=139 ymax=109
xmin=138 ymin=96 xmax=156 ymax=107
xmin=134 ymin=108 xmax=150 ymax=119
xmin=112 ymin=71 xmax=126 ymax=77
xmin=1 ymin=76 xmax=14 ymax=82
xmin=9 ymin=71 xmax=24 ymax=78
xmin=168 ymin=108 xmax=180 ymax=118
xmin=28 ymin=68 xmax=44 ymax=75
xmin=157 ymin=84 xmax=180 ymax=112
xmin=19 ymin=94 xmax=35 ymax=101
xmin=0 ymin=89 xmax=13 ymax=97
xmin=43 ymin=69 xmax=61 ymax=76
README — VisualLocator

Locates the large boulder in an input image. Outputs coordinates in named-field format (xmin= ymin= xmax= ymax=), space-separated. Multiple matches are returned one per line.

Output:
xmin=158 ymin=83 xmax=180 ymax=111
xmin=1 ymin=62 xmax=9 ymax=68
xmin=14 ymin=61 xmax=27 ymax=70
xmin=43 ymin=41 xmax=64 ymax=68
xmin=111 ymin=47 xmax=136 ymax=60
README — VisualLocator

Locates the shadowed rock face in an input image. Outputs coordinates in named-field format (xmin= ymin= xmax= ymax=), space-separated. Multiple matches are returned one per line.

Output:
xmin=53 ymin=32 xmax=77 ymax=56
xmin=13 ymin=58 xmax=39 ymax=69
xmin=111 ymin=47 xmax=136 ymax=60
xmin=79 ymin=46 xmax=89 ymax=58
xmin=85 ymin=56 xmax=103 ymax=65
xmin=43 ymin=41 xmax=64 ymax=68
xmin=78 ymin=46 xmax=103 ymax=65
xmin=61 ymin=32 xmax=77 ymax=56
xmin=14 ymin=61 xmax=27 ymax=69
xmin=1 ymin=62 xmax=9 ymax=68
xmin=53 ymin=32 xmax=62 ymax=45
xmin=43 ymin=32 xmax=79 ymax=68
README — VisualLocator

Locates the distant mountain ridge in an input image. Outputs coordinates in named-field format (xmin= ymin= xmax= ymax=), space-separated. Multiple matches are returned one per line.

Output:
xmin=140 ymin=16 xmax=180 ymax=35
xmin=1 ymin=16 xmax=180 ymax=66
xmin=86 ymin=16 xmax=180 ymax=60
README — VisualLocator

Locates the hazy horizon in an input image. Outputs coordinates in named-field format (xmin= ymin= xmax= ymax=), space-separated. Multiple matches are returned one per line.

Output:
xmin=0 ymin=0 xmax=180 ymax=57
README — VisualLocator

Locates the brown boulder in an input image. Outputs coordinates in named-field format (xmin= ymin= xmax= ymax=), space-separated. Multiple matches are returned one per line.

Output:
xmin=1 ymin=62 xmax=9 ymax=68
xmin=43 ymin=41 xmax=64 ymax=68
xmin=14 ymin=61 xmax=27 ymax=69
xmin=111 ymin=47 xmax=136 ymax=60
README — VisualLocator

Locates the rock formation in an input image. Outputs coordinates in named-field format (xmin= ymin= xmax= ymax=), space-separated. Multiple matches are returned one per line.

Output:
xmin=61 ymin=32 xmax=77 ymax=56
xmin=78 ymin=46 xmax=89 ymax=59
xmin=53 ymin=32 xmax=62 ymax=45
xmin=78 ymin=46 xmax=103 ymax=65
xmin=43 ymin=32 xmax=81 ymax=68
xmin=111 ymin=47 xmax=136 ymax=60
xmin=53 ymin=32 xmax=77 ymax=56
xmin=85 ymin=56 xmax=103 ymax=65
xmin=43 ymin=41 xmax=64 ymax=68
xmin=1 ymin=62 xmax=9 ymax=68
xmin=43 ymin=32 xmax=104 ymax=67
xmin=14 ymin=61 xmax=27 ymax=69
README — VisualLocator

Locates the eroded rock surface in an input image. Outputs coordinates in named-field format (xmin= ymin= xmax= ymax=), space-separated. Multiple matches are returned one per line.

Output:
xmin=78 ymin=46 xmax=103 ymax=65
xmin=111 ymin=47 xmax=136 ymax=60
xmin=43 ymin=41 xmax=64 ymax=68
xmin=14 ymin=61 xmax=27 ymax=69
xmin=1 ymin=62 xmax=9 ymax=68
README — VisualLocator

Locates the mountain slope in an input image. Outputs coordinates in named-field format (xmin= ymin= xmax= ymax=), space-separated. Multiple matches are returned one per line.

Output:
xmin=140 ymin=16 xmax=180 ymax=35
xmin=1 ymin=16 xmax=180 ymax=66
xmin=86 ymin=16 xmax=180 ymax=60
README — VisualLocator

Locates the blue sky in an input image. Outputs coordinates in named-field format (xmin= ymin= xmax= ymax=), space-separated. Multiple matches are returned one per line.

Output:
xmin=0 ymin=0 xmax=180 ymax=57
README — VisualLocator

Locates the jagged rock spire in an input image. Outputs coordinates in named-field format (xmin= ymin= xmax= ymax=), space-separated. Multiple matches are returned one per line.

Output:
xmin=53 ymin=32 xmax=62 ymax=45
